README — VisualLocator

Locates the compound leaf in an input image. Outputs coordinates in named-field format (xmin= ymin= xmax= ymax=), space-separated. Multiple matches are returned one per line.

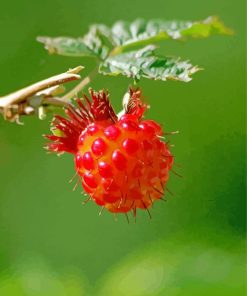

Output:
xmin=99 ymin=45 xmax=200 ymax=82
xmin=37 ymin=16 xmax=232 ymax=58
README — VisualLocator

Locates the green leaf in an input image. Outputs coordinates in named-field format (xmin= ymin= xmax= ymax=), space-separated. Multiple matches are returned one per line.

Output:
xmin=37 ymin=24 xmax=114 ymax=59
xmin=99 ymin=45 xmax=200 ymax=82
xmin=37 ymin=36 xmax=94 ymax=57
xmin=81 ymin=25 xmax=114 ymax=59
xmin=110 ymin=16 xmax=233 ymax=54
xmin=37 ymin=16 xmax=232 ymax=58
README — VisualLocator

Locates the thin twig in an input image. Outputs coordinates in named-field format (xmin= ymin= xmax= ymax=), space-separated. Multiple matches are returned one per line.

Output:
xmin=0 ymin=66 xmax=84 ymax=121
xmin=0 ymin=66 xmax=83 ymax=108
xmin=61 ymin=66 xmax=98 ymax=101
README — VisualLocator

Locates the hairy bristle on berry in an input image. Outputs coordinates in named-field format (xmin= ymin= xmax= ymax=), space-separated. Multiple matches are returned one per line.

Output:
xmin=45 ymin=88 xmax=174 ymax=217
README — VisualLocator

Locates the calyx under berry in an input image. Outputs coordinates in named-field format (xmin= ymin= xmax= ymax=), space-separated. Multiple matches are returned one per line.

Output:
xmin=45 ymin=88 xmax=174 ymax=217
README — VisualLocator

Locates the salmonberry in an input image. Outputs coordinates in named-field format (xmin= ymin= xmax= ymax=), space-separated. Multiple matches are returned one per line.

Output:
xmin=45 ymin=88 xmax=174 ymax=217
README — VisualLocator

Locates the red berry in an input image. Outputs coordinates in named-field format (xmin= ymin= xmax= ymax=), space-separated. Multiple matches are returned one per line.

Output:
xmin=83 ymin=172 xmax=98 ymax=188
xmin=82 ymin=152 xmax=95 ymax=170
xmin=78 ymin=134 xmax=85 ymax=147
xmin=120 ymin=120 xmax=138 ymax=131
xmin=139 ymin=122 xmax=156 ymax=138
xmin=102 ymin=178 xmax=119 ymax=191
xmin=98 ymin=161 xmax=113 ymax=178
xmin=92 ymin=138 xmax=107 ymax=156
xmin=104 ymin=125 xmax=121 ymax=140
xmin=45 ymin=88 xmax=174 ymax=217
xmin=87 ymin=124 xmax=99 ymax=135
xmin=132 ymin=160 xmax=144 ymax=178
xmin=119 ymin=114 xmax=138 ymax=122
xmin=122 ymin=138 xmax=139 ymax=154
xmin=142 ymin=120 xmax=163 ymax=135
xmin=112 ymin=150 xmax=127 ymax=170
xmin=82 ymin=181 xmax=94 ymax=194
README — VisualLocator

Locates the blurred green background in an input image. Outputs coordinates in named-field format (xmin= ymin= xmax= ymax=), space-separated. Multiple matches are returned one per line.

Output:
xmin=0 ymin=0 xmax=245 ymax=295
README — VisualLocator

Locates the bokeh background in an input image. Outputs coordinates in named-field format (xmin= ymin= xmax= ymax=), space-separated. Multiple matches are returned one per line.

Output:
xmin=0 ymin=0 xmax=245 ymax=295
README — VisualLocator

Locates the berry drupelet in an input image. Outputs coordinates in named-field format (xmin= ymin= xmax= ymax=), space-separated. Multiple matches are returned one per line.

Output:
xmin=45 ymin=88 xmax=174 ymax=217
